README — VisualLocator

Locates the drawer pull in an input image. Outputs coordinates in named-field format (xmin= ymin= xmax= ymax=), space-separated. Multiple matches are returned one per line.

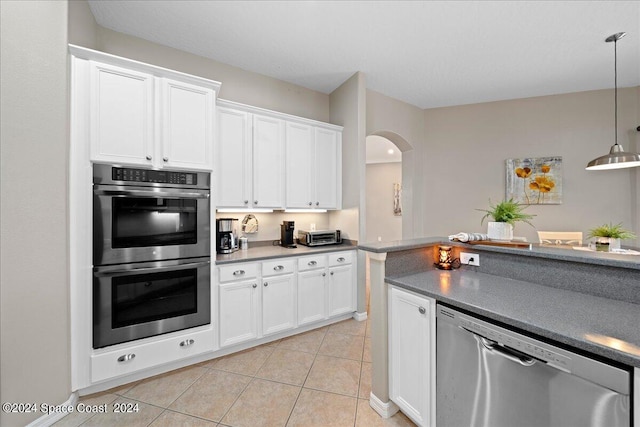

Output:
xmin=117 ymin=353 xmax=136 ymax=363
xmin=274 ymin=265 xmax=284 ymax=271
xmin=337 ymin=257 xmax=346 ymax=262
xmin=418 ymin=307 xmax=426 ymax=314
xmin=233 ymin=270 xmax=245 ymax=276
xmin=308 ymin=260 xmax=317 ymax=266
xmin=180 ymin=339 xmax=195 ymax=348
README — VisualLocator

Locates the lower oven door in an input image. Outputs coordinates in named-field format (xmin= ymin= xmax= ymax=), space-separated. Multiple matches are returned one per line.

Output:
xmin=93 ymin=257 xmax=211 ymax=349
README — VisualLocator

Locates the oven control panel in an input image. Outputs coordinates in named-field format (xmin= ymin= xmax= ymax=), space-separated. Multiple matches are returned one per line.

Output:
xmin=112 ymin=167 xmax=197 ymax=185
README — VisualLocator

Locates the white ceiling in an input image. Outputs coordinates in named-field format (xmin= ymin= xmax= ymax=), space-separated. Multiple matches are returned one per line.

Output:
xmin=88 ymin=1 xmax=640 ymax=109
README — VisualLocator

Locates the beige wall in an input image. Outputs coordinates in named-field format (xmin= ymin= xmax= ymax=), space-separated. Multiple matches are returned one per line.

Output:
xmin=1 ymin=1 xmax=71 ymax=426
xmin=329 ymin=72 xmax=366 ymax=241
xmin=423 ymin=88 xmax=640 ymax=245
xmin=366 ymin=90 xmax=426 ymax=241
xmin=366 ymin=162 xmax=403 ymax=242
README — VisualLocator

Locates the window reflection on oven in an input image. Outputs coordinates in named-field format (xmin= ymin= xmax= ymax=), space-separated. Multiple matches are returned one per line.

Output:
xmin=112 ymin=198 xmax=198 ymax=248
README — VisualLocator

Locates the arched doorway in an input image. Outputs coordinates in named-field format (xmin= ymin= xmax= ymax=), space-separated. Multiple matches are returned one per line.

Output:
xmin=364 ymin=131 xmax=413 ymax=312
xmin=365 ymin=135 xmax=403 ymax=242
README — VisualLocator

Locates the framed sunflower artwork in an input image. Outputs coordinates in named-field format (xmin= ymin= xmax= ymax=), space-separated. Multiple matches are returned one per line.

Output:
xmin=505 ymin=156 xmax=563 ymax=205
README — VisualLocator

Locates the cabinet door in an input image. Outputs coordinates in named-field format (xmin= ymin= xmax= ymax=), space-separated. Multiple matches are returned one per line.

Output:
xmin=328 ymin=264 xmax=355 ymax=317
xmin=89 ymin=61 xmax=154 ymax=166
xmin=219 ymin=280 xmax=259 ymax=347
xmin=285 ymin=122 xmax=314 ymax=208
xmin=388 ymin=286 xmax=435 ymax=427
xmin=262 ymin=274 xmax=296 ymax=336
xmin=160 ymin=78 xmax=214 ymax=170
xmin=314 ymin=128 xmax=339 ymax=209
xmin=297 ymin=269 xmax=327 ymax=326
xmin=216 ymin=107 xmax=252 ymax=208
xmin=253 ymin=115 xmax=284 ymax=208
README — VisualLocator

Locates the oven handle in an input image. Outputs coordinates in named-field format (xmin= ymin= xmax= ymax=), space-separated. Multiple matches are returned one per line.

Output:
xmin=94 ymin=260 xmax=210 ymax=277
xmin=94 ymin=188 xmax=209 ymax=199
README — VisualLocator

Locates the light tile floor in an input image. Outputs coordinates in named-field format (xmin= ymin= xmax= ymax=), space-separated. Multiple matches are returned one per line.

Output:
xmin=55 ymin=318 xmax=415 ymax=427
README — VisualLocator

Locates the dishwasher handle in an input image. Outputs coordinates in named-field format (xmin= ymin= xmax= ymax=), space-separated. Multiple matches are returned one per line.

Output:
xmin=467 ymin=329 xmax=537 ymax=367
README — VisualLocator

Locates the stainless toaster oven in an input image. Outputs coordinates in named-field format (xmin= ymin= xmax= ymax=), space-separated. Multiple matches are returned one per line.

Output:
xmin=298 ymin=230 xmax=342 ymax=246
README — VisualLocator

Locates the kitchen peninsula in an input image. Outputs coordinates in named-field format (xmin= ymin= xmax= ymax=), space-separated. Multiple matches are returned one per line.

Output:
xmin=360 ymin=237 xmax=640 ymax=426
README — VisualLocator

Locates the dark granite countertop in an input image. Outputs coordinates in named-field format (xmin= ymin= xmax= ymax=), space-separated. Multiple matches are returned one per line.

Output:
xmin=215 ymin=241 xmax=356 ymax=265
xmin=360 ymin=237 xmax=640 ymax=270
xmin=387 ymin=269 xmax=640 ymax=368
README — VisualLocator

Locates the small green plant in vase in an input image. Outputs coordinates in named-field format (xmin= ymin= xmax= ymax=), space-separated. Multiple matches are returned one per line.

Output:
xmin=587 ymin=223 xmax=636 ymax=252
xmin=477 ymin=198 xmax=535 ymax=241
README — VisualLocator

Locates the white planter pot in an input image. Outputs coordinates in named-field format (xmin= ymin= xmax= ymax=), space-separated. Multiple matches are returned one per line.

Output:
xmin=487 ymin=222 xmax=513 ymax=241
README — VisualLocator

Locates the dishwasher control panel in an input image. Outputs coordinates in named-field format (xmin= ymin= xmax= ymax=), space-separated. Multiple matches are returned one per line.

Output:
xmin=458 ymin=317 xmax=572 ymax=371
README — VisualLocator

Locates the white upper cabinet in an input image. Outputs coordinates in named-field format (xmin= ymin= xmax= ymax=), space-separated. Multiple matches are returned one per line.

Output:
xmin=215 ymin=107 xmax=285 ymax=209
xmin=72 ymin=46 xmax=220 ymax=171
xmin=89 ymin=61 xmax=154 ymax=166
xmin=314 ymin=127 xmax=340 ymax=209
xmin=160 ymin=78 xmax=214 ymax=170
xmin=286 ymin=123 xmax=341 ymax=209
xmin=285 ymin=122 xmax=314 ymax=208
xmin=252 ymin=114 xmax=285 ymax=208
xmin=215 ymin=99 xmax=342 ymax=211
xmin=216 ymin=107 xmax=252 ymax=208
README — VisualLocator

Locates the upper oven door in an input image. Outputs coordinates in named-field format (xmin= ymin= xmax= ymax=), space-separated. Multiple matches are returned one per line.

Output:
xmin=93 ymin=185 xmax=210 ymax=266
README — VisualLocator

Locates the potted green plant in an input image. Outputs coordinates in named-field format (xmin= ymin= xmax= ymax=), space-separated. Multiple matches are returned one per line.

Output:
xmin=587 ymin=223 xmax=636 ymax=252
xmin=477 ymin=198 xmax=535 ymax=241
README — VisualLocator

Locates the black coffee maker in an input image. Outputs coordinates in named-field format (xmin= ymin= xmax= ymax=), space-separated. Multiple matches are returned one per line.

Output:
xmin=216 ymin=218 xmax=238 ymax=254
xmin=280 ymin=221 xmax=297 ymax=248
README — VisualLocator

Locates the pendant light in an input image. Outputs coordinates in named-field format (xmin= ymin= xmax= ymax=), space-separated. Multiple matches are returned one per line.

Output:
xmin=586 ymin=32 xmax=640 ymax=170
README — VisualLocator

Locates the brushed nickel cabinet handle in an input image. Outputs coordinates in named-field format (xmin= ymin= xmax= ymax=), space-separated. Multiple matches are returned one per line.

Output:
xmin=330 ymin=271 xmax=334 ymax=276
xmin=146 ymin=155 xmax=152 ymax=161
xmin=180 ymin=339 xmax=195 ymax=348
xmin=418 ymin=307 xmax=426 ymax=314
xmin=254 ymin=200 xmax=258 ymax=205
xmin=308 ymin=202 xmax=312 ymax=206
xmin=322 ymin=272 xmax=326 ymax=277
xmin=233 ymin=270 xmax=245 ymax=276
xmin=252 ymin=283 xmax=257 ymax=288
xmin=244 ymin=200 xmax=249 ymax=204
xmin=117 ymin=354 xmax=136 ymax=363
xmin=316 ymin=202 xmax=319 ymax=206
xmin=163 ymin=157 xmax=169 ymax=162
xmin=274 ymin=265 xmax=284 ymax=271
xmin=337 ymin=257 xmax=345 ymax=262
xmin=264 ymin=282 xmax=268 ymax=287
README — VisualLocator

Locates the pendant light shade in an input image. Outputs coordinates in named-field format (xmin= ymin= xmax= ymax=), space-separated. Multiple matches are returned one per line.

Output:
xmin=586 ymin=32 xmax=640 ymax=170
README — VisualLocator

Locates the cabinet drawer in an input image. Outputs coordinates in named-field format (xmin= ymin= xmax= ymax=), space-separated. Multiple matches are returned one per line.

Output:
xmin=298 ymin=255 xmax=327 ymax=271
xmin=219 ymin=263 xmax=258 ymax=283
xmin=329 ymin=251 xmax=353 ymax=267
xmin=262 ymin=259 xmax=295 ymax=277
xmin=91 ymin=328 xmax=213 ymax=383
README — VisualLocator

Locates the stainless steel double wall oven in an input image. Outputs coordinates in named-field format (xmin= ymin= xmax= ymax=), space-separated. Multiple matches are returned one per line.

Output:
xmin=92 ymin=164 xmax=211 ymax=349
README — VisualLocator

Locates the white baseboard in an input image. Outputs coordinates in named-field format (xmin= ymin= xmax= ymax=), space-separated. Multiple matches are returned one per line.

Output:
xmin=26 ymin=392 xmax=78 ymax=427
xmin=353 ymin=311 xmax=368 ymax=321
xmin=369 ymin=392 xmax=399 ymax=418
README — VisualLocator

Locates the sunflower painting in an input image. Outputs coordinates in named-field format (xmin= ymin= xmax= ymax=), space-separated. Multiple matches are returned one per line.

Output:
xmin=506 ymin=157 xmax=562 ymax=205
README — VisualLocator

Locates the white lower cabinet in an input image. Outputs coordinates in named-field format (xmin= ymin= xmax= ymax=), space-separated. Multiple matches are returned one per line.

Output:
xmin=261 ymin=259 xmax=296 ymax=336
xmin=327 ymin=252 xmax=355 ymax=317
xmin=388 ymin=286 xmax=435 ymax=427
xmin=219 ymin=278 xmax=260 ymax=347
xmin=297 ymin=268 xmax=328 ymax=326
xmin=91 ymin=328 xmax=213 ymax=383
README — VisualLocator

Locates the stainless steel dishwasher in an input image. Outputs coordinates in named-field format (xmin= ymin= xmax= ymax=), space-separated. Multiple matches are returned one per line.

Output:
xmin=436 ymin=304 xmax=631 ymax=427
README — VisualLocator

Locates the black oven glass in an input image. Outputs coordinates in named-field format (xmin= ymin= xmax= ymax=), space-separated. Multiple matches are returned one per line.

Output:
xmin=112 ymin=197 xmax=197 ymax=248
xmin=112 ymin=268 xmax=198 ymax=329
